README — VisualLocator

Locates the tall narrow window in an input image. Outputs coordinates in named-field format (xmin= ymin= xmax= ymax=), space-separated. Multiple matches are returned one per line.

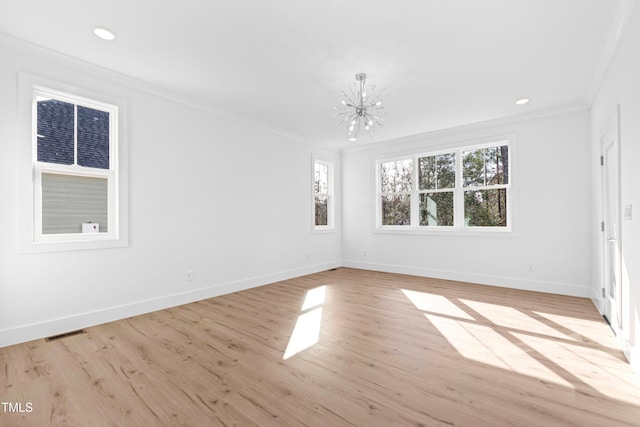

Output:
xmin=33 ymin=87 xmax=118 ymax=242
xmin=314 ymin=159 xmax=334 ymax=231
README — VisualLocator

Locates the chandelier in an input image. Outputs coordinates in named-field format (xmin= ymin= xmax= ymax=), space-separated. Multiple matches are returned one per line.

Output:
xmin=335 ymin=73 xmax=385 ymax=142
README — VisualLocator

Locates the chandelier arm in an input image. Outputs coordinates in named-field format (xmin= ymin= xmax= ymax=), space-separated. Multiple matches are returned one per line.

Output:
xmin=339 ymin=112 xmax=359 ymax=123
xmin=348 ymin=86 xmax=362 ymax=105
xmin=341 ymin=91 xmax=358 ymax=108
xmin=365 ymin=97 xmax=383 ymax=108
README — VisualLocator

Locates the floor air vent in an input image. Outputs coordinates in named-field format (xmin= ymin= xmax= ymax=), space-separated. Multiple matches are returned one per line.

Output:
xmin=45 ymin=329 xmax=87 ymax=342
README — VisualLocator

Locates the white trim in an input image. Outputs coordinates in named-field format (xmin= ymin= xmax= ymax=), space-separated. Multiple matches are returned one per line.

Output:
xmin=585 ymin=0 xmax=637 ymax=104
xmin=342 ymin=105 xmax=587 ymax=155
xmin=343 ymin=260 xmax=591 ymax=298
xmin=599 ymin=105 xmax=623 ymax=334
xmin=0 ymin=260 xmax=341 ymax=349
xmin=0 ymin=33 xmax=338 ymax=152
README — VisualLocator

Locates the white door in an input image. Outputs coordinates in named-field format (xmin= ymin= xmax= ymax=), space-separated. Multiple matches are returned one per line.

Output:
xmin=602 ymin=118 xmax=621 ymax=334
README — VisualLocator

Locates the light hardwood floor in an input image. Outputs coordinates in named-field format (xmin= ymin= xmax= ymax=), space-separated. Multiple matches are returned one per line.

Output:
xmin=2 ymin=268 xmax=640 ymax=426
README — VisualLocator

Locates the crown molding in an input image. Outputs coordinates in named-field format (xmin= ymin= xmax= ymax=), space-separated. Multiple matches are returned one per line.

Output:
xmin=585 ymin=0 xmax=637 ymax=104
xmin=341 ymin=103 xmax=589 ymax=155
xmin=0 ymin=32 xmax=340 ymax=153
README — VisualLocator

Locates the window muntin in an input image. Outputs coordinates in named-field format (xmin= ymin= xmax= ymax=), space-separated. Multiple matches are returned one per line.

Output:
xmin=314 ymin=159 xmax=334 ymax=230
xmin=33 ymin=87 xmax=118 ymax=242
xmin=377 ymin=141 xmax=511 ymax=232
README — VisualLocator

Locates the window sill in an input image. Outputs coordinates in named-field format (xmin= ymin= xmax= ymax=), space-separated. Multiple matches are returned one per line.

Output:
xmin=20 ymin=237 xmax=128 ymax=254
xmin=313 ymin=226 xmax=337 ymax=234
xmin=373 ymin=226 xmax=514 ymax=238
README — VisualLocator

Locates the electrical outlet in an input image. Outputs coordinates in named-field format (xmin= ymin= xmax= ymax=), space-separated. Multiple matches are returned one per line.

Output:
xmin=528 ymin=264 xmax=535 ymax=273
xmin=186 ymin=270 xmax=193 ymax=281
xmin=362 ymin=250 xmax=367 ymax=257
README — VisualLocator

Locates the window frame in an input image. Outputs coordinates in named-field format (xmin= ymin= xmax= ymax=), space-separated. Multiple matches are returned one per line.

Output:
xmin=33 ymin=86 xmax=118 ymax=242
xmin=18 ymin=73 xmax=128 ymax=253
xmin=374 ymin=135 xmax=515 ymax=235
xmin=312 ymin=158 xmax=335 ymax=233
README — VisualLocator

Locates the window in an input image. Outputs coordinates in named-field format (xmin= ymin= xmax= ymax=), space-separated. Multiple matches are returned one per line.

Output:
xmin=376 ymin=138 xmax=512 ymax=232
xmin=313 ymin=159 xmax=334 ymax=231
xmin=30 ymin=85 xmax=120 ymax=245
xmin=462 ymin=145 xmax=509 ymax=227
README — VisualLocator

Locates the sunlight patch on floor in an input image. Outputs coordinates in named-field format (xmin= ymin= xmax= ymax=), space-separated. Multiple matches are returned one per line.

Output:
xmin=283 ymin=307 xmax=323 ymax=360
xmin=459 ymin=299 xmax=573 ymax=340
xmin=425 ymin=313 xmax=573 ymax=388
xmin=512 ymin=331 xmax=640 ymax=404
xmin=283 ymin=286 xmax=326 ymax=360
xmin=401 ymin=289 xmax=474 ymax=320
xmin=532 ymin=311 xmax=618 ymax=349
xmin=301 ymin=285 xmax=326 ymax=311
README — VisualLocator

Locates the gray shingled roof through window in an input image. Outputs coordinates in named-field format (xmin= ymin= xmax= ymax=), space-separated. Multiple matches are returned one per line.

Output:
xmin=37 ymin=99 xmax=109 ymax=169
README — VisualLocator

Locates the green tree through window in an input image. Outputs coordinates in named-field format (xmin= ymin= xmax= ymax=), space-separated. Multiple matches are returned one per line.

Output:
xmin=377 ymin=141 xmax=511 ymax=230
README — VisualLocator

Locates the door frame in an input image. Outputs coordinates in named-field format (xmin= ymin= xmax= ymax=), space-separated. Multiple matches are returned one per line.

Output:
xmin=600 ymin=105 xmax=622 ymax=335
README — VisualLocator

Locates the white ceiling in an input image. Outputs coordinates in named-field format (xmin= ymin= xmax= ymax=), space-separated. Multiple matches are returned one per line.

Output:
xmin=0 ymin=0 xmax=625 ymax=149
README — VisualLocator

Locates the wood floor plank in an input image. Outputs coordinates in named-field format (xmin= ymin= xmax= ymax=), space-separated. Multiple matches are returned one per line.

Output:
xmin=2 ymin=267 xmax=640 ymax=426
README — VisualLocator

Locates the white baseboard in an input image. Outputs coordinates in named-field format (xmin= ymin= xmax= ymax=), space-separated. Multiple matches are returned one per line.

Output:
xmin=342 ymin=260 xmax=592 ymax=298
xmin=591 ymin=291 xmax=604 ymax=315
xmin=0 ymin=260 xmax=341 ymax=349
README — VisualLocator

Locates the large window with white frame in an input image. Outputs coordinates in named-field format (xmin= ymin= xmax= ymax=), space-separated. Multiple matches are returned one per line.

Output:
xmin=32 ymin=86 xmax=119 ymax=243
xmin=313 ymin=159 xmax=334 ymax=231
xmin=377 ymin=138 xmax=512 ymax=232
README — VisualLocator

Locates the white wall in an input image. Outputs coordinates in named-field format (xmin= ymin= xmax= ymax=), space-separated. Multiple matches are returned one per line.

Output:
xmin=590 ymin=1 xmax=640 ymax=374
xmin=342 ymin=109 xmax=592 ymax=297
xmin=0 ymin=38 xmax=341 ymax=347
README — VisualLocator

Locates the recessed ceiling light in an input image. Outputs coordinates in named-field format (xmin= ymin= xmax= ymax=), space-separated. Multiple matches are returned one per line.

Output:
xmin=515 ymin=98 xmax=530 ymax=105
xmin=94 ymin=27 xmax=116 ymax=41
